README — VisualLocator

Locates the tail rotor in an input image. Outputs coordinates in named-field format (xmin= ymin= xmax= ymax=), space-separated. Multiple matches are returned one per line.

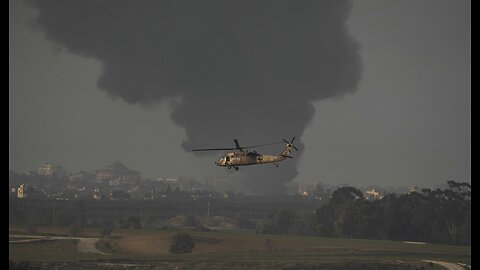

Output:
xmin=283 ymin=137 xmax=298 ymax=151
xmin=281 ymin=137 xmax=298 ymax=158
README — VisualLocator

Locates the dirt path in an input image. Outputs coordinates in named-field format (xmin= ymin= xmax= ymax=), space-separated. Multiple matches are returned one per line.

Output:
xmin=422 ymin=260 xmax=466 ymax=270
xmin=76 ymin=237 xmax=107 ymax=255
xmin=10 ymin=234 xmax=106 ymax=255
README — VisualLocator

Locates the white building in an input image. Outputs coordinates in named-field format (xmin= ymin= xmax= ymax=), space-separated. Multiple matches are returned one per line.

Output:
xmin=365 ymin=189 xmax=383 ymax=200
xmin=17 ymin=184 xmax=27 ymax=199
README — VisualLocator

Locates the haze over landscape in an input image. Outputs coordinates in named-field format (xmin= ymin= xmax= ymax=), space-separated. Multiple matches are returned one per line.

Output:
xmin=9 ymin=1 xmax=471 ymax=269
xmin=10 ymin=0 xmax=470 ymax=193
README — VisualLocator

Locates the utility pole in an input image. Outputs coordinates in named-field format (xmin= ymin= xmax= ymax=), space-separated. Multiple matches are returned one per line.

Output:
xmin=52 ymin=200 xmax=56 ymax=226
xmin=207 ymin=200 xmax=210 ymax=226
xmin=207 ymin=193 xmax=213 ymax=226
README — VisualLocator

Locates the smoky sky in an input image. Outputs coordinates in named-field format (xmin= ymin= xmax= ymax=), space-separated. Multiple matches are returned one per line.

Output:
xmin=25 ymin=0 xmax=362 ymax=194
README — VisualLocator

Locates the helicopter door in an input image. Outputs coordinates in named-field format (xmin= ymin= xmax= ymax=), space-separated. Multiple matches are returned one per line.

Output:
xmin=225 ymin=156 xmax=230 ymax=163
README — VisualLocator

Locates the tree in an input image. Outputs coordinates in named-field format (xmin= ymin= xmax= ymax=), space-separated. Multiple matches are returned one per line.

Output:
xmin=234 ymin=214 xmax=256 ymax=230
xmin=316 ymin=186 xmax=364 ymax=238
xmin=311 ymin=183 xmax=471 ymax=245
xmin=288 ymin=212 xmax=317 ymax=236
xmin=184 ymin=215 xmax=197 ymax=227
xmin=350 ymin=200 xmax=384 ymax=239
xmin=311 ymin=183 xmax=326 ymax=199
xmin=435 ymin=194 xmax=467 ymax=244
xmin=333 ymin=201 xmax=357 ymax=238
xmin=68 ymin=223 xmax=84 ymax=237
xmin=128 ymin=216 xmax=141 ymax=229
xmin=169 ymin=233 xmax=195 ymax=254
xmin=330 ymin=186 xmax=363 ymax=206
xmin=261 ymin=209 xmax=296 ymax=235
xmin=119 ymin=216 xmax=141 ymax=229
xmin=76 ymin=201 xmax=87 ymax=226
xmin=9 ymin=260 xmax=41 ymax=270
xmin=315 ymin=205 xmax=336 ymax=237
xmin=101 ymin=227 xmax=112 ymax=238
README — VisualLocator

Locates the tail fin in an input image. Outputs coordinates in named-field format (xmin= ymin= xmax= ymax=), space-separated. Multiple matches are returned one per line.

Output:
xmin=281 ymin=137 xmax=298 ymax=157
xmin=281 ymin=145 xmax=293 ymax=158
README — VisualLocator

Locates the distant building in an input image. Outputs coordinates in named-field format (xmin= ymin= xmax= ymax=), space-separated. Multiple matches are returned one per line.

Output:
xmin=178 ymin=178 xmax=207 ymax=192
xmin=47 ymin=192 xmax=69 ymax=200
xmin=69 ymin=171 xmax=94 ymax=182
xmin=54 ymin=166 xmax=65 ymax=176
xmin=25 ymin=170 xmax=38 ymax=176
xmin=109 ymin=179 xmax=121 ymax=186
xmin=69 ymin=174 xmax=82 ymax=182
xmin=17 ymin=184 xmax=27 ymax=199
xmin=203 ymin=177 xmax=241 ymax=193
xmin=365 ymin=189 xmax=383 ymax=200
xmin=93 ymin=187 xmax=103 ymax=200
xmin=408 ymin=186 xmax=419 ymax=194
xmin=95 ymin=160 xmax=141 ymax=184
xmin=38 ymin=163 xmax=55 ymax=176
xmin=38 ymin=163 xmax=65 ymax=177
xmin=143 ymin=192 xmax=154 ymax=200
xmin=298 ymin=184 xmax=314 ymax=197
xmin=157 ymin=177 xmax=179 ymax=185
xmin=156 ymin=176 xmax=206 ymax=192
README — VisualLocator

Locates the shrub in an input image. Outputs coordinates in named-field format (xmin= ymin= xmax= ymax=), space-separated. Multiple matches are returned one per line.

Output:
xmin=169 ymin=233 xmax=195 ymax=254
xmin=101 ymin=227 xmax=112 ymax=238
xmin=265 ymin=238 xmax=273 ymax=251
xmin=68 ymin=223 xmax=84 ymax=237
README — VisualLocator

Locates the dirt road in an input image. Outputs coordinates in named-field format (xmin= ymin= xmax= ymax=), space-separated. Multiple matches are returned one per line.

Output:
xmin=422 ymin=260 xmax=467 ymax=270
xmin=75 ymin=237 xmax=107 ymax=255
xmin=9 ymin=234 xmax=106 ymax=255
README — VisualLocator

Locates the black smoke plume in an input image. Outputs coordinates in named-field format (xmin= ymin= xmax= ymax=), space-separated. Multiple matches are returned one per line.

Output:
xmin=25 ymin=0 xmax=362 ymax=194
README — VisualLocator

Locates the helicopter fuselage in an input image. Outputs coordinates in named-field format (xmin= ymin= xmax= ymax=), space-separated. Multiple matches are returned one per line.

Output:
xmin=215 ymin=150 xmax=286 ymax=168
xmin=193 ymin=137 xmax=297 ymax=171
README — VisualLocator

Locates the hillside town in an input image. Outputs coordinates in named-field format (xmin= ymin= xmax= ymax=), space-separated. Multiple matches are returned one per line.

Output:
xmin=10 ymin=161 xmax=446 ymax=202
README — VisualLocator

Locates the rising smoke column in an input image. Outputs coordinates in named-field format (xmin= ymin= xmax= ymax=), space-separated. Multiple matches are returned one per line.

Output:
xmin=25 ymin=0 xmax=362 ymax=194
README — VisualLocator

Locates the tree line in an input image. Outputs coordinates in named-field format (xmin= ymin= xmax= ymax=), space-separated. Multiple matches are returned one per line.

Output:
xmin=259 ymin=181 xmax=470 ymax=245
xmin=9 ymin=180 xmax=470 ymax=245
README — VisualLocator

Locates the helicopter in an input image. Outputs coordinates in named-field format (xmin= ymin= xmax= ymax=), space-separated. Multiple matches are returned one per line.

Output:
xmin=192 ymin=137 xmax=298 ymax=171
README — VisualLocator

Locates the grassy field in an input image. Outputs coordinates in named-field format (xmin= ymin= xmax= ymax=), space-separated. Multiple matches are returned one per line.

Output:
xmin=9 ymin=226 xmax=470 ymax=269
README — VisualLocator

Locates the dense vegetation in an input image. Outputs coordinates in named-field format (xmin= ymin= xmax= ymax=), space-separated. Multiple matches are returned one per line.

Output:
xmin=9 ymin=193 xmax=320 ymax=228
xmin=321 ymin=184 xmax=470 ymax=245
xmin=260 ymin=181 xmax=470 ymax=245
xmin=9 ymin=181 xmax=470 ymax=246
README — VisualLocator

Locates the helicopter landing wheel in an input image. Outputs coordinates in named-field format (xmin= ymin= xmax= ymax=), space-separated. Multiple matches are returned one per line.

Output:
xmin=234 ymin=166 xmax=239 ymax=171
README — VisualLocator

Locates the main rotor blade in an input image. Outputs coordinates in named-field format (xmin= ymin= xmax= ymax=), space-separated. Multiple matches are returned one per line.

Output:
xmin=291 ymin=137 xmax=296 ymax=144
xmin=193 ymin=139 xmax=285 ymax=152
xmin=192 ymin=148 xmax=235 ymax=152
xmin=234 ymin=139 xmax=242 ymax=150
xmin=243 ymin=141 xmax=284 ymax=149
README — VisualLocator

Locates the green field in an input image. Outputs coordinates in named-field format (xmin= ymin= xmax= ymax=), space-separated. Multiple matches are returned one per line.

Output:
xmin=9 ymin=226 xmax=470 ymax=270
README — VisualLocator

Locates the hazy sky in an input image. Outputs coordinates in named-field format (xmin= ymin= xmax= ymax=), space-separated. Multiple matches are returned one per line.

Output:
xmin=10 ymin=0 xmax=470 ymax=191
